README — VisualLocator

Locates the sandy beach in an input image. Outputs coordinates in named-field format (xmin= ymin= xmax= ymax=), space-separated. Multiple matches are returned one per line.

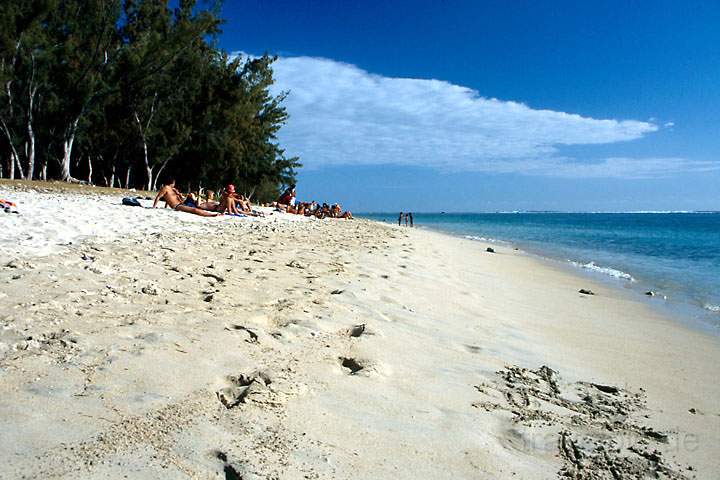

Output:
xmin=1 ymin=185 xmax=718 ymax=479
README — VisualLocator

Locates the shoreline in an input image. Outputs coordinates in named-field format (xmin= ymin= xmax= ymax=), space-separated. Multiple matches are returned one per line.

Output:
xmin=363 ymin=214 xmax=720 ymax=336
xmin=1 ymin=188 xmax=718 ymax=478
xmin=465 ymin=231 xmax=720 ymax=337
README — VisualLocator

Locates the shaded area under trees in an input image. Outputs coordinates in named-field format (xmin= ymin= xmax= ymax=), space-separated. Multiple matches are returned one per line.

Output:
xmin=0 ymin=0 xmax=299 ymax=202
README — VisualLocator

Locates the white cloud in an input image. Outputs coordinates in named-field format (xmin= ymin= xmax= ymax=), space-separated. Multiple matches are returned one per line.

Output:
xmin=267 ymin=55 xmax=717 ymax=178
xmin=516 ymin=157 xmax=720 ymax=179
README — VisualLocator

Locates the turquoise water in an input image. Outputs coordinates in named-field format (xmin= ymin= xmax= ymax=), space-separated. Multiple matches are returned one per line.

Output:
xmin=361 ymin=212 xmax=720 ymax=330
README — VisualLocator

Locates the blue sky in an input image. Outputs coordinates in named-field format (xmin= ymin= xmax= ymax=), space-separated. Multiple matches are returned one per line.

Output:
xmin=217 ymin=0 xmax=720 ymax=212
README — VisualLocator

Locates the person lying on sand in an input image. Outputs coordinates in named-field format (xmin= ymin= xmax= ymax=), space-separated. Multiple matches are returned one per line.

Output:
xmin=331 ymin=203 xmax=353 ymax=219
xmin=198 ymin=190 xmax=220 ymax=211
xmin=153 ymin=179 xmax=220 ymax=217
xmin=181 ymin=192 xmax=201 ymax=208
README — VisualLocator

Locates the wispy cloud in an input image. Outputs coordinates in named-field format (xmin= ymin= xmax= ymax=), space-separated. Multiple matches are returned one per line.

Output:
xmin=514 ymin=157 xmax=720 ymax=179
xmin=267 ymin=55 xmax=717 ymax=178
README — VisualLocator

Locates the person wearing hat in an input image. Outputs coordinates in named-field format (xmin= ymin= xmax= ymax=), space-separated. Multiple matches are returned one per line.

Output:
xmin=218 ymin=184 xmax=242 ymax=214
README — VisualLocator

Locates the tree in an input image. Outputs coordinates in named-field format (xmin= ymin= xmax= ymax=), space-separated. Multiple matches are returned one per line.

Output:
xmin=0 ymin=0 xmax=53 ymax=180
xmin=44 ymin=0 xmax=121 ymax=181
xmin=0 ymin=0 xmax=299 ymax=195
xmin=118 ymin=0 xmax=220 ymax=190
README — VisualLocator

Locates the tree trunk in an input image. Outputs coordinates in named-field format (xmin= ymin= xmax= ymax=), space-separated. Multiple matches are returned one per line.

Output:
xmin=125 ymin=165 xmax=131 ymax=189
xmin=146 ymin=165 xmax=153 ymax=192
xmin=140 ymin=134 xmax=152 ymax=191
xmin=153 ymin=156 xmax=172 ymax=191
xmin=24 ymin=61 xmax=38 ymax=180
xmin=41 ymin=161 xmax=47 ymax=180
xmin=0 ymin=119 xmax=24 ymax=180
xmin=60 ymin=118 xmax=80 ymax=182
xmin=26 ymin=123 xmax=35 ymax=180
xmin=25 ymin=89 xmax=37 ymax=180
xmin=87 ymin=155 xmax=93 ymax=184
xmin=109 ymin=164 xmax=115 ymax=188
xmin=133 ymin=107 xmax=156 ymax=192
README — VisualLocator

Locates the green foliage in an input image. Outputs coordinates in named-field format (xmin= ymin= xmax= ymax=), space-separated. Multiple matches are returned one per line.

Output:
xmin=0 ymin=0 xmax=298 ymax=195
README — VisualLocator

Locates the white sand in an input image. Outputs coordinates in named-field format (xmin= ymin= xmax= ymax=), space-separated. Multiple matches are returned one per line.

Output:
xmin=0 ymin=186 xmax=718 ymax=479
xmin=0 ymin=187 xmax=303 ymax=259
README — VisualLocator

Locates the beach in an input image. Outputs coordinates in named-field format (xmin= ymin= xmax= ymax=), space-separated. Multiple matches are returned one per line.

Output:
xmin=1 ymin=185 xmax=719 ymax=479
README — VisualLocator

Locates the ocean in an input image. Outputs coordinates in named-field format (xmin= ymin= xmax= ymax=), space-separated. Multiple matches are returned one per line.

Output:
xmin=361 ymin=212 xmax=720 ymax=331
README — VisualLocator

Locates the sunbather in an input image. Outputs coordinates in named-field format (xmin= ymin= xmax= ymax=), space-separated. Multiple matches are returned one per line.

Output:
xmin=153 ymin=179 xmax=220 ymax=217
xmin=198 ymin=190 xmax=220 ymax=211
xmin=276 ymin=185 xmax=296 ymax=209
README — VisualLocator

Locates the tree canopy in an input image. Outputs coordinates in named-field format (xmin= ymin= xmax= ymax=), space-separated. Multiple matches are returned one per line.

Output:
xmin=0 ymin=0 xmax=299 ymax=201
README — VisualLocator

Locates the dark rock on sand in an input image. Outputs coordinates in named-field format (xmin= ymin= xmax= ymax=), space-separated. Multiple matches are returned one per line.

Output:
xmin=347 ymin=324 xmax=366 ymax=338
xmin=579 ymin=289 xmax=595 ymax=295
xmin=486 ymin=247 xmax=495 ymax=253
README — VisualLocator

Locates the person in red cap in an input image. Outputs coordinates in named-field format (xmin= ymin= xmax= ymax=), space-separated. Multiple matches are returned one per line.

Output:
xmin=218 ymin=184 xmax=241 ymax=214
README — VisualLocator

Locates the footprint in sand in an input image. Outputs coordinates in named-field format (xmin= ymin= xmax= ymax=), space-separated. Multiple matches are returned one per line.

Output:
xmin=216 ymin=370 xmax=272 ymax=408
xmin=225 ymin=324 xmax=259 ymax=343
xmin=338 ymin=356 xmax=365 ymax=375
xmin=472 ymin=364 xmax=691 ymax=477
xmin=212 ymin=451 xmax=243 ymax=480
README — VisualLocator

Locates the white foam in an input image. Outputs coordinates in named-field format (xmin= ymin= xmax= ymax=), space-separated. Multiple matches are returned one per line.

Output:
xmin=0 ymin=188 xmax=304 ymax=259
xmin=463 ymin=235 xmax=504 ymax=244
xmin=704 ymin=304 xmax=720 ymax=313
xmin=569 ymin=261 xmax=636 ymax=282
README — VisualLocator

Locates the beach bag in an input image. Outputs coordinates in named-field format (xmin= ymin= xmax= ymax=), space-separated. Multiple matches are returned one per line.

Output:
xmin=122 ymin=197 xmax=142 ymax=207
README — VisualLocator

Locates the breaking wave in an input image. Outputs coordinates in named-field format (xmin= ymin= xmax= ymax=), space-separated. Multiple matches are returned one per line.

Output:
xmin=464 ymin=235 xmax=504 ymax=244
xmin=570 ymin=261 xmax=636 ymax=281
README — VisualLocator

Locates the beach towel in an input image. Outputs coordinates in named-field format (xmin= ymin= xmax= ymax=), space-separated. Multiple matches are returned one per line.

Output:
xmin=122 ymin=197 xmax=142 ymax=207
xmin=1 ymin=199 xmax=19 ymax=214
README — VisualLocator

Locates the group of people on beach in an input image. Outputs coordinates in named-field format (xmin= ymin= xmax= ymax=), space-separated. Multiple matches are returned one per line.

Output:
xmin=152 ymin=179 xmax=352 ymax=220
xmin=153 ymin=179 xmax=247 ymax=217
xmin=275 ymin=185 xmax=353 ymax=219
xmin=399 ymin=211 xmax=414 ymax=227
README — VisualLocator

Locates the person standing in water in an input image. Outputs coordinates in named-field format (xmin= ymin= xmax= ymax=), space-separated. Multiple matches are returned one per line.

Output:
xmin=409 ymin=212 xmax=414 ymax=227
xmin=398 ymin=211 xmax=403 ymax=226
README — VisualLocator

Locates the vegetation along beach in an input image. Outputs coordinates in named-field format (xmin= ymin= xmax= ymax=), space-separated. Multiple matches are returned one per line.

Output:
xmin=1 ymin=1 xmax=719 ymax=479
